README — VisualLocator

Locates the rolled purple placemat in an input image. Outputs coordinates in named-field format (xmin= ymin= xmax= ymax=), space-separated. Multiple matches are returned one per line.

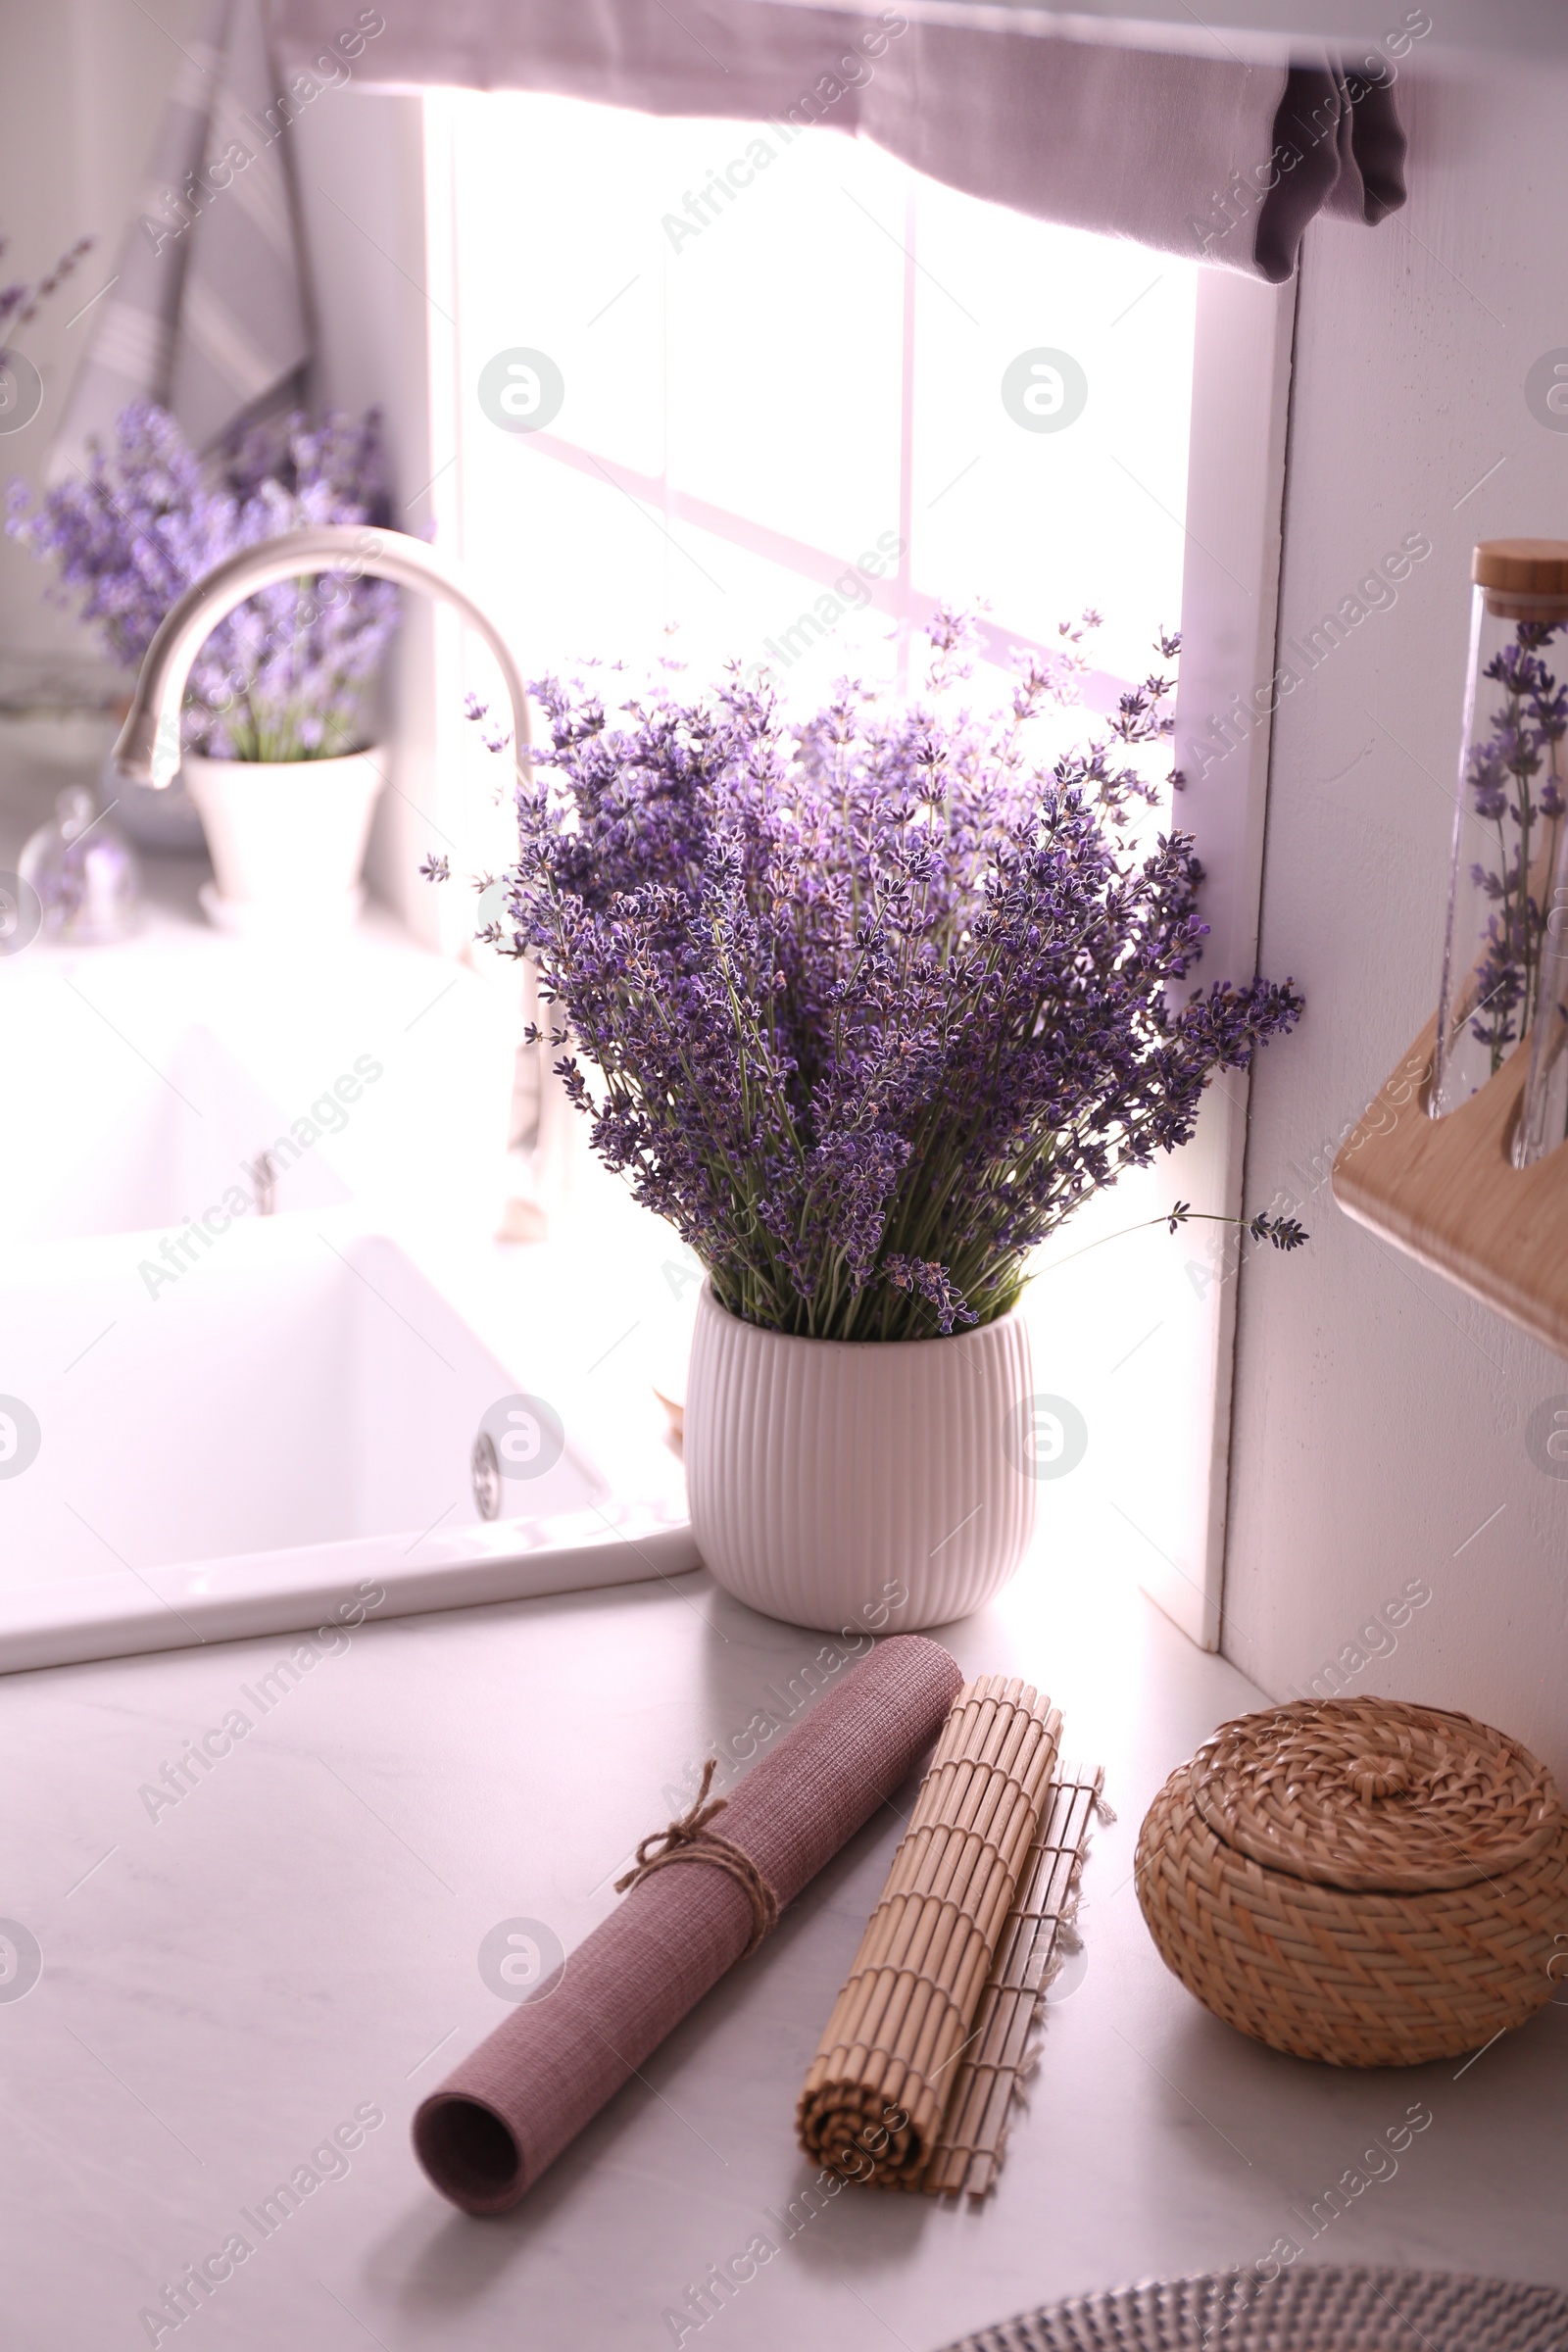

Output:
xmin=414 ymin=1632 xmax=964 ymax=2213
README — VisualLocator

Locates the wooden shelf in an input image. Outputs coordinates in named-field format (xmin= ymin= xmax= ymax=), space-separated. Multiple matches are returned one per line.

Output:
xmin=1333 ymin=1014 xmax=1568 ymax=1358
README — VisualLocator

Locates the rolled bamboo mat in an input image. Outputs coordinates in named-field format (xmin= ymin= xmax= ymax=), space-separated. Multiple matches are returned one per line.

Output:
xmin=797 ymin=1675 xmax=1061 ymax=2187
xmin=414 ymin=1632 xmax=963 ymax=2214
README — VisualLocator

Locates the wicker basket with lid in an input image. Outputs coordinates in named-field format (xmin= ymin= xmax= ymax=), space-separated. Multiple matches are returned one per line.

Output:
xmin=1136 ymin=1696 xmax=1568 ymax=2067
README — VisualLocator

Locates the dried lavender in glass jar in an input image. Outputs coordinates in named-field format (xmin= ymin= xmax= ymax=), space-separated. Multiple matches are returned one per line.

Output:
xmin=1433 ymin=539 xmax=1568 ymax=1165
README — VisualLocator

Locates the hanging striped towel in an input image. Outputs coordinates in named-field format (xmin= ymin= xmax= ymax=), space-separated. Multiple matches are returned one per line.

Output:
xmin=48 ymin=0 xmax=311 ymax=480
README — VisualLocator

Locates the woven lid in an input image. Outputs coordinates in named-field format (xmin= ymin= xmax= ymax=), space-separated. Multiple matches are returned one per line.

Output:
xmin=1473 ymin=538 xmax=1568 ymax=595
xmin=1189 ymin=1698 xmax=1565 ymax=1892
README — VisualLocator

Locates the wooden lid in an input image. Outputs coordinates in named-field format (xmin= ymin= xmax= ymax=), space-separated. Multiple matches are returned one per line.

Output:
xmin=1189 ymin=1697 xmax=1565 ymax=1891
xmin=1473 ymin=539 xmax=1568 ymax=595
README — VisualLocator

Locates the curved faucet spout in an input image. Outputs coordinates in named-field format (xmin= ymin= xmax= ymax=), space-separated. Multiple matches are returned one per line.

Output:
xmin=110 ymin=524 xmax=530 ymax=790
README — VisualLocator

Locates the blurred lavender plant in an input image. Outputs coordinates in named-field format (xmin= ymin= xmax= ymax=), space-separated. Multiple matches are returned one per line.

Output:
xmin=0 ymin=234 xmax=93 ymax=350
xmin=7 ymin=401 xmax=397 ymax=760
xmin=484 ymin=612 xmax=1301 ymax=1342
xmin=1459 ymin=619 xmax=1568 ymax=1072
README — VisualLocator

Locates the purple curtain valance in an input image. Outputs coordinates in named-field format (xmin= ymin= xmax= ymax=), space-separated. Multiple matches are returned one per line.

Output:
xmin=271 ymin=0 xmax=1407 ymax=283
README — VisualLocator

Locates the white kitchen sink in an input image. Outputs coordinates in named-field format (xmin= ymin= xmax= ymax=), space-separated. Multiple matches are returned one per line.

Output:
xmin=0 ymin=1217 xmax=695 ymax=1672
xmin=1 ymin=1022 xmax=351 ymax=1241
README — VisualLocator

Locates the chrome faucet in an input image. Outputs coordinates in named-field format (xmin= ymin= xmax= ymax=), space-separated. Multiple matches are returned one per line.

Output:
xmin=111 ymin=524 xmax=559 ymax=1233
xmin=110 ymin=523 xmax=530 ymax=789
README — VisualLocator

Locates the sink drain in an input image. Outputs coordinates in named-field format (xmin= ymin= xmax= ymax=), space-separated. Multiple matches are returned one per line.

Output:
xmin=471 ymin=1430 xmax=502 ymax=1521
xmin=471 ymin=1395 xmax=566 ymax=1521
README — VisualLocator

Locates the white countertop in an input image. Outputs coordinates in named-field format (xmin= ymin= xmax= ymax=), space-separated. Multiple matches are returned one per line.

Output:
xmin=3 ymin=743 xmax=1564 ymax=2347
xmin=3 ymin=1554 xmax=1564 ymax=2352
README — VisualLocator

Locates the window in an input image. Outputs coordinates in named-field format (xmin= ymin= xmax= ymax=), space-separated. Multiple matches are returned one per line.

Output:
xmin=338 ymin=87 xmax=1288 ymax=1652
xmin=440 ymin=89 xmax=1197 ymax=724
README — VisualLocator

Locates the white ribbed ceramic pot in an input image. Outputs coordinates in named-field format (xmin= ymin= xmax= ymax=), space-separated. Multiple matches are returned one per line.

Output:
xmin=182 ymin=747 xmax=386 ymax=925
xmin=684 ymin=1286 xmax=1037 ymax=1632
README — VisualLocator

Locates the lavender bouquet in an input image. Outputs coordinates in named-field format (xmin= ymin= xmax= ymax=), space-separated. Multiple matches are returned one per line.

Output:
xmin=483 ymin=613 xmax=1302 ymax=1342
xmin=7 ymin=401 xmax=397 ymax=761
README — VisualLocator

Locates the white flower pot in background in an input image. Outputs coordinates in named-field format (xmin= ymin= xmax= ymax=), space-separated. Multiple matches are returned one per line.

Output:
xmin=683 ymin=1284 xmax=1038 ymax=1633
xmin=181 ymin=748 xmax=387 ymax=933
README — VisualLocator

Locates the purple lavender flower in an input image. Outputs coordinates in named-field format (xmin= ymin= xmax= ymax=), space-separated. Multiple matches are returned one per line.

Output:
xmin=489 ymin=614 xmax=1301 ymax=1342
xmin=7 ymin=402 xmax=398 ymax=760
xmin=0 ymin=235 xmax=93 ymax=350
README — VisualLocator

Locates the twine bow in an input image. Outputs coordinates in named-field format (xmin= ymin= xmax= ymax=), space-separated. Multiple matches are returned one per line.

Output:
xmin=614 ymin=1757 xmax=779 ymax=1955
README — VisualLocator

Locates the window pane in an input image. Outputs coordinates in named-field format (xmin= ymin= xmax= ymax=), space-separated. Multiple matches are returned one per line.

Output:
xmin=664 ymin=129 xmax=906 ymax=556
xmin=448 ymin=89 xmax=1196 ymax=712
xmin=910 ymin=179 xmax=1197 ymax=686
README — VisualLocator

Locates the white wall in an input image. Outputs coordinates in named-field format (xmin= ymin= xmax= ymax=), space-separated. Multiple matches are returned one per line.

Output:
xmin=1225 ymin=56 xmax=1568 ymax=1784
xmin=289 ymin=89 xmax=465 ymax=948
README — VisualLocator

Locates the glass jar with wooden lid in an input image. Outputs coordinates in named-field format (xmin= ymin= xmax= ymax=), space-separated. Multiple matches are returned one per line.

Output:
xmin=1432 ymin=540 xmax=1568 ymax=1161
